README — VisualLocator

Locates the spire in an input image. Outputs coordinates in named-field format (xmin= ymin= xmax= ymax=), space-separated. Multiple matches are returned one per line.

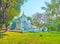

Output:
xmin=22 ymin=12 xmax=26 ymax=17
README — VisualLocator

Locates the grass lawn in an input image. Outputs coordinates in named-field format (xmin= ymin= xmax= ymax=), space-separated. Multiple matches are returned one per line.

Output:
xmin=0 ymin=31 xmax=60 ymax=44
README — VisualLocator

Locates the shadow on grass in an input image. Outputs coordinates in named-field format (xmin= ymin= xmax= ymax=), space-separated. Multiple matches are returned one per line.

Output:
xmin=10 ymin=30 xmax=23 ymax=33
xmin=0 ymin=32 xmax=8 ymax=38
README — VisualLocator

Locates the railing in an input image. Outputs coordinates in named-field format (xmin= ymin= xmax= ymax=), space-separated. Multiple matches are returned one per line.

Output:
xmin=0 ymin=28 xmax=7 ymax=33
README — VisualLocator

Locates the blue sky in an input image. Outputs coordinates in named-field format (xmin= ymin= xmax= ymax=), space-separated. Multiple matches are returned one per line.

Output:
xmin=20 ymin=0 xmax=51 ymax=17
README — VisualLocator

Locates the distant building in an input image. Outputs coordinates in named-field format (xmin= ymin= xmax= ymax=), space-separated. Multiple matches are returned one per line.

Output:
xmin=10 ymin=12 xmax=32 ymax=31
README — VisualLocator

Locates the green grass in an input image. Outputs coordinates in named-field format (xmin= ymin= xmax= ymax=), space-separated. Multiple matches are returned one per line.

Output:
xmin=0 ymin=31 xmax=60 ymax=44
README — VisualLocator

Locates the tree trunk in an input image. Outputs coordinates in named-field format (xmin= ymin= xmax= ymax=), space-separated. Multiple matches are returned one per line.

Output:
xmin=5 ymin=25 xmax=8 ymax=31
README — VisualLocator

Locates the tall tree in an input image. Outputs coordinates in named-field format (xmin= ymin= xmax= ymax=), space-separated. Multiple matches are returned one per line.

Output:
xmin=0 ymin=0 xmax=27 ymax=28
xmin=31 ymin=13 xmax=47 ymax=31
xmin=0 ymin=0 xmax=27 ymax=32
xmin=42 ymin=0 xmax=60 ymax=17
xmin=42 ymin=0 xmax=60 ymax=31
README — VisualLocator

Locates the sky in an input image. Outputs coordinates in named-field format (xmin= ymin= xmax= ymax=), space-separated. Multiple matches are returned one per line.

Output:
xmin=20 ymin=0 xmax=51 ymax=17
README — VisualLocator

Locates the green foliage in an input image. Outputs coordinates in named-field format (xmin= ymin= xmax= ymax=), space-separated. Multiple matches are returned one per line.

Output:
xmin=42 ymin=0 xmax=60 ymax=17
xmin=32 ymin=18 xmax=40 ymax=28
xmin=42 ymin=0 xmax=60 ymax=31
xmin=0 ymin=0 xmax=27 ymax=27
xmin=56 ymin=16 xmax=60 ymax=22
xmin=48 ymin=23 xmax=57 ymax=31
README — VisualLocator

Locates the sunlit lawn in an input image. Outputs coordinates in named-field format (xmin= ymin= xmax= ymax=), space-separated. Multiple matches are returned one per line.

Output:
xmin=0 ymin=31 xmax=60 ymax=44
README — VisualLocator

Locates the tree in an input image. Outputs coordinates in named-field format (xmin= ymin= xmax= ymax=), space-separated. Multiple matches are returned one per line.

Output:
xmin=31 ymin=13 xmax=46 ymax=31
xmin=0 ymin=0 xmax=27 ymax=31
xmin=41 ymin=0 xmax=60 ymax=31
xmin=42 ymin=0 xmax=60 ymax=17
